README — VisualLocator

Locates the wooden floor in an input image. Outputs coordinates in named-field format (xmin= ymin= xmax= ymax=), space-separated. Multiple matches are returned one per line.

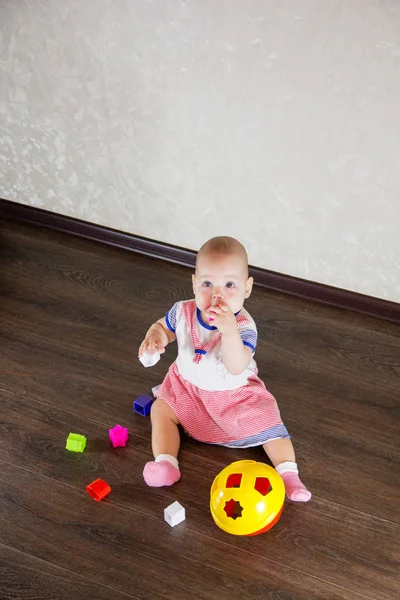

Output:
xmin=0 ymin=220 xmax=399 ymax=600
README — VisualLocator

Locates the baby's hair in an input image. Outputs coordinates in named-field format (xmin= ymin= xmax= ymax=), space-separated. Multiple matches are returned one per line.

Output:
xmin=196 ymin=236 xmax=249 ymax=275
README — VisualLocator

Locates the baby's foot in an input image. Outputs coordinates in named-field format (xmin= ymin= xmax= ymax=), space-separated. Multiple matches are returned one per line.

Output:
xmin=143 ymin=460 xmax=181 ymax=487
xmin=281 ymin=472 xmax=312 ymax=502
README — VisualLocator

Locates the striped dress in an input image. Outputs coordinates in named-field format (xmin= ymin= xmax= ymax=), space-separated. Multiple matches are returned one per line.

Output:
xmin=156 ymin=299 xmax=290 ymax=448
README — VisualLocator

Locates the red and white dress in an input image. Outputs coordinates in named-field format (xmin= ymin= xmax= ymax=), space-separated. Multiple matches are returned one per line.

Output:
xmin=156 ymin=300 xmax=290 ymax=448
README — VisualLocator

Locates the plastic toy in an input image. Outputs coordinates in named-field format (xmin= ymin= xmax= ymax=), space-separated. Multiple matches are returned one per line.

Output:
xmin=164 ymin=501 xmax=185 ymax=527
xmin=210 ymin=460 xmax=285 ymax=536
xmin=86 ymin=478 xmax=111 ymax=501
xmin=139 ymin=351 xmax=161 ymax=368
xmin=108 ymin=424 xmax=128 ymax=447
xmin=133 ymin=394 xmax=154 ymax=417
xmin=66 ymin=432 xmax=86 ymax=452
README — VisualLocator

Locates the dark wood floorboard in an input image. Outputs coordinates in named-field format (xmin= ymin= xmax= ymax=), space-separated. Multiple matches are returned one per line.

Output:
xmin=0 ymin=544 xmax=139 ymax=600
xmin=0 ymin=220 xmax=399 ymax=600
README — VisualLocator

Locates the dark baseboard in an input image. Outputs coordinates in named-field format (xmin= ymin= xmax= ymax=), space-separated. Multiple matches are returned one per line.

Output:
xmin=1 ymin=198 xmax=399 ymax=323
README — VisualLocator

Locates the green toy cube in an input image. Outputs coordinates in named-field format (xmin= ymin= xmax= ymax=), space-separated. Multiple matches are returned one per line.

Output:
xmin=66 ymin=432 xmax=87 ymax=452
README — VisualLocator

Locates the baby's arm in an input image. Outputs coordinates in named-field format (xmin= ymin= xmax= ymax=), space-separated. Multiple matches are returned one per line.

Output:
xmin=138 ymin=317 xmax=176 ymax=357
xmin=220 ymin=331 xmax=253 ymax=375
xmin=207 ymin=303 xmax=253 ymax=375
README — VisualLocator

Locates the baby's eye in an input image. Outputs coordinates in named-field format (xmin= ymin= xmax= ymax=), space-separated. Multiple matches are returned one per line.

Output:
xmin=203 ymin=281 xmax=212 ymax=288
xmin=226 ymin=282 xmax=235 ymax=289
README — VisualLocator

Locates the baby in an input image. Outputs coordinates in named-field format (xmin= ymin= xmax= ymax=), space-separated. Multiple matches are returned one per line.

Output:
xmin=138 ymin=236 xmax=311 ymax=502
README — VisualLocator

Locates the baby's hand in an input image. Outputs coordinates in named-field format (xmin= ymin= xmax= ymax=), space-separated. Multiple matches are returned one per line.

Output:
xmin=138 ymin=333 xmax=166 ymax=357
xmin=206 ymin=303 xmax=237 ymax=335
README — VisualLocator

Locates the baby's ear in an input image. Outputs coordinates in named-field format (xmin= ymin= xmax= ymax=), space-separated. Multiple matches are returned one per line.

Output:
xmin=192 ymin=274 xmax=196 ymax=292
xmin=245 ymin=276 xmax=254 ymax=298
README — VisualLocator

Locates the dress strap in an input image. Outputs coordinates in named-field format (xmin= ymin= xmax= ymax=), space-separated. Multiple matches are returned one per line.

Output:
xmin=182 ymin=301 xmax=222 ymax=363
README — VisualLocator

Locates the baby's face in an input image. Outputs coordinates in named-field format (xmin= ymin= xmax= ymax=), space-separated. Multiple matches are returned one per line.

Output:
xmin=192 ymin=252 xmax=253 ymax=317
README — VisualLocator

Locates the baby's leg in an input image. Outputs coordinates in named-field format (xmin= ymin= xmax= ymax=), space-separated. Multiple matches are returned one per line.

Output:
xmin=143 ymin=398 xmax=181 ymax=487
xmin=263 ymin=438 xmax=311 ymax=502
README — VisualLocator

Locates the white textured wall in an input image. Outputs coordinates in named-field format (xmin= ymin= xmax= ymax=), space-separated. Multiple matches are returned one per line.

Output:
xmin=1 ymin=0 xmax=399 ymax=302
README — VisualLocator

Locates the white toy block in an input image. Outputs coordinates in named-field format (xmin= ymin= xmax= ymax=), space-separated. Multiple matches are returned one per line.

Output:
xmin=139 ymin=351 xmax=161 ymax=368
xmin=164 ymin=501 xmax=185 ymax=527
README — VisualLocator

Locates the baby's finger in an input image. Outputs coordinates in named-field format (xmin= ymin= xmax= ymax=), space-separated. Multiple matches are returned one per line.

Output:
xmin=212 ymin=302 xmax=230 ymax=314
xmin=138 ymin=341 xmax=148 ymax=357
xmin=147 ymin=342 xmax=158 ymax=354
xmin=208 ymin=303 xmax=221 ymax=312
xmin=217 ymin=302 xmax=229 ymax=313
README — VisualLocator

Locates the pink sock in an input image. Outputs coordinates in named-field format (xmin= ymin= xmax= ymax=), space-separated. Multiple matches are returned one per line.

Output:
xmin=276 ymin=462 xmax=312 ymax=502
xmin=280 ymin=472 xmax=312 ymax=502
xmin=143 ymin=457 xmax=181 ymax=487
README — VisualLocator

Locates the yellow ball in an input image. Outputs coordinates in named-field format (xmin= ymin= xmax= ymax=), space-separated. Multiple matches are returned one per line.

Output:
xmin=210 ymin=460 xmax=285 ymax=536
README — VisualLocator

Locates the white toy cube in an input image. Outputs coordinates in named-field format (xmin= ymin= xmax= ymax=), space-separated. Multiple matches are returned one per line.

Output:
xmin=139 ymin=351 xmax=161 ymax=368
xmin=164 ymin=501 xmax=185 ymax=527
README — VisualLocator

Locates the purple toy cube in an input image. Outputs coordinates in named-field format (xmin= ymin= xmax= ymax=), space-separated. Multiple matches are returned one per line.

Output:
xmin=134 ymin=394 xmax=154 ymax=417
xmin=109 ymin=424 xmax=128 ymax=447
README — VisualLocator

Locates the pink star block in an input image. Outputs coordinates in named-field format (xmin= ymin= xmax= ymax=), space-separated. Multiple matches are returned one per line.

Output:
xmin=109 ymin=424 xmax=129 ymax=448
